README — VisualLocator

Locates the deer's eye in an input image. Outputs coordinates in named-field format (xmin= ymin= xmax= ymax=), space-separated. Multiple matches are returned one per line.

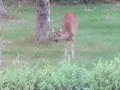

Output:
xmin=59 ymin=35 xmax=60 ymax=36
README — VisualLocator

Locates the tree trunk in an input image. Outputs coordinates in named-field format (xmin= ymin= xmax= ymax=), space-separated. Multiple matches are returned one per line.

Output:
xmin=0 ymin=24 xmax=2 ymax=67
xmin=0 ymin=0 xmax=4 ymax=66
xmin=36 ymin=0 xmax=50 ymax=43
xmin=0 ymin=0 xmax=6 ymax=16
xmin=0 ymin=36 xmax=2 ymax=67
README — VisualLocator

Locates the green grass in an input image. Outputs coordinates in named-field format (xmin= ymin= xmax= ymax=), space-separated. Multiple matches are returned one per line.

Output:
xmin=1 ymin=4 xmax=120 ymax=67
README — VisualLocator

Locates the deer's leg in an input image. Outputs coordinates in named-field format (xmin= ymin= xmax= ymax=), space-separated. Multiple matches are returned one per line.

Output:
xmin=64 ymin=40 xmax=68 ymax=57
xmin=71 ymin=37 xmax=75 ymax=58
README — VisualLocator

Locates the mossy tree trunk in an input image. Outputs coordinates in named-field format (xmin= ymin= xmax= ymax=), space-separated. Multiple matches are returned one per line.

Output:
xmin=36 ymin=0 xmax=50 ymax=43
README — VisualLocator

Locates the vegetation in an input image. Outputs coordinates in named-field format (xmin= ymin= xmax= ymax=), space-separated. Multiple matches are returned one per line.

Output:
xmin=3 ymin=0 xmax=118 ymax=5
xmin=0 ymin=3 xmax=120 ymax=90
xmin=0 ymin=58 xmax=120 ymax=90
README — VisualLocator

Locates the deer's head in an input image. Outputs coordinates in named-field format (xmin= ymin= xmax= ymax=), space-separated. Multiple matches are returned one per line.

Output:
xmin=54 ymin=29 xmax=71 ymax=43
xmin=54 ymin=27 xmax=66 ymax=43
xmin=54 ymin=31 xmax=62 ymax=43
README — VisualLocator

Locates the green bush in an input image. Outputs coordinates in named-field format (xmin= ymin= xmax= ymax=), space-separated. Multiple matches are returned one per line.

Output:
xmin=50 ymin=0 xmax=114 ymax=4
xmin=51 ymin=0 xmax=93 ymax=4
xmin=0 ymin=58 xmax=120 ymax=90
xmin=3 ymin=0 xmax=115 ymax=6
xmin=91 ymin=59 xmax=120 ymax=90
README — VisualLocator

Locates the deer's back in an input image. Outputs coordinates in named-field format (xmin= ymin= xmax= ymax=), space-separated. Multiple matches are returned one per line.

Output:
xmin=64 ymin=13 xmax=78 ymax=36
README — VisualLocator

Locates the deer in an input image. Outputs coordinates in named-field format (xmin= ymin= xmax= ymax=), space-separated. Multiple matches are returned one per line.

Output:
xmin=54 ymin=12 xmax=78 ymax=58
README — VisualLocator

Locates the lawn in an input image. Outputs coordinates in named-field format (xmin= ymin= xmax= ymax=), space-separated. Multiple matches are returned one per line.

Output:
xmin=1 ymin=4 xmax=120 ymax=68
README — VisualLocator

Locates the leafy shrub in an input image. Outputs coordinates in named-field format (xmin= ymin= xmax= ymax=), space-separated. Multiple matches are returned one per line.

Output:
xmin=50 ymin=0 xmax=114 ymax=4
xmin=50 ymin=0 xmax=94 ymax=4
xmin=3 ymin=0 xmax=115 ymax=6
xmin=0 ymin=58 xmax=120 ymax=90
xmin=91 ymin=59 xmax=120 ymax=90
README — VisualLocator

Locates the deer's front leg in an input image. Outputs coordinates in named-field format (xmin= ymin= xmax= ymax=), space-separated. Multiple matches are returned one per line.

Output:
xmin=64 ymin=40 xmax=68 ymax=57
xmin=71 ymin=38 xmax=75 ymax=58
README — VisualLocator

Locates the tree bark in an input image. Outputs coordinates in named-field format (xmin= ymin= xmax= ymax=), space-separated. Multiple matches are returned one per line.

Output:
xmin=0 ymin=23 xmax=2 ymax=67
xmin=36 ymin=0 xmax=51 ymax=43
xmin=0 ymin=35 xmax=2 ymax=67
xmin=0 ymin=0 xmax=6 ymax=16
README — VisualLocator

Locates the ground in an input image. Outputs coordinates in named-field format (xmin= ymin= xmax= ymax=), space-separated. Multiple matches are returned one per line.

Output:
xmin=1 ymin=4 xmax=120 ymax=68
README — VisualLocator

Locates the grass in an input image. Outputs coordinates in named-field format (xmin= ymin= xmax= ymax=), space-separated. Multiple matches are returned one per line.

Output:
xmin=1 ymin=4 xmax=120 ymax=67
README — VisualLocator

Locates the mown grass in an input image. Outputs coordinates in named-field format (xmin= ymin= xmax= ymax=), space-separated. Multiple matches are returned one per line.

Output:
xmin=1 ymin=4 xmax=120 ymax=67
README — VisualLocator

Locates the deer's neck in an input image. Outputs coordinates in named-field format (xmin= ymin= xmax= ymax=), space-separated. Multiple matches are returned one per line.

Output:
xmin=62 ymin=31 xmax=72 ymax=40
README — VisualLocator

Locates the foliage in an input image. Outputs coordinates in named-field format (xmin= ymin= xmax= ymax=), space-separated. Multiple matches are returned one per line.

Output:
xmin=3 ymin=0 xmax=115 ymax=6
xmin=0 ymin=58 xmax=120 ymax=90
xmin=1 ymin=4 xmax=120 ymax=90
xmin=3 ymin=0 xmax=34 ymax=6
xmin=57 ymin=0 xmax=115 ymax=4
xmin=51 ymin=0 xmax=115 ymax=4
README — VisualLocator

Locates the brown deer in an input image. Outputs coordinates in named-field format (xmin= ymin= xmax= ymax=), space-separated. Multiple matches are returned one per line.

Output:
xmin=54 ymin=12 xmax=78 ymax=58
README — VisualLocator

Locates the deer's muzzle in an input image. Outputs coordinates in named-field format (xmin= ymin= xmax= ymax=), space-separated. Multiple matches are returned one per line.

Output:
xmin=54 ymin=39 xmax=59 ymax=43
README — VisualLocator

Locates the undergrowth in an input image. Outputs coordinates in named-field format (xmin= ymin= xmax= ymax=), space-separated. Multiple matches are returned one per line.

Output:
xmin=0 ymin=57 xmax=120 ymax=90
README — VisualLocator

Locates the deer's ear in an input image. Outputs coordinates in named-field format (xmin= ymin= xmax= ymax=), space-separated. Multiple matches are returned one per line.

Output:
xmin=51 ymin=28 xmax=55 ymax=33
xmin=60 ymin=27 xmax=63 ymax=32
xmin=61 ymin=25 xmax=64 ymax=30
xmin=60 ymin=27 xmax=62 ymax=31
